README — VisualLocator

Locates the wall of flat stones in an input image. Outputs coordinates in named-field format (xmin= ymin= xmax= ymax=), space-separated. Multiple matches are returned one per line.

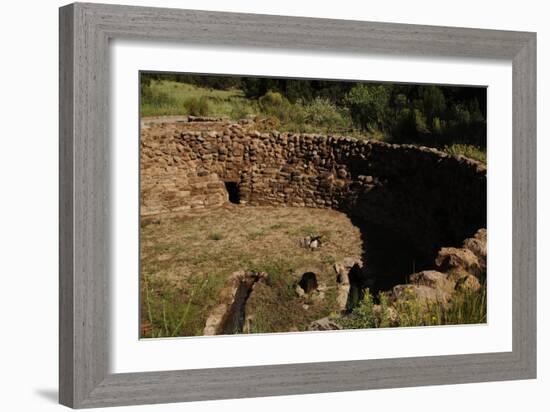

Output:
xmin=141 ymin=120 xmax=486 ymax=253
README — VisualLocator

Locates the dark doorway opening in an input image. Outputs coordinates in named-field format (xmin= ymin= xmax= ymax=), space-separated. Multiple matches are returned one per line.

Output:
xmin=299 ymin=272 xmax=318 ymax=293
xmin=224 ymin=181 xmax=240 ymax=204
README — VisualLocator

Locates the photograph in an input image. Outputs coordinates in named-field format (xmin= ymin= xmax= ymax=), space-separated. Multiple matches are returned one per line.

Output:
xmin=139 ymin=73 xmax=487 ymax=338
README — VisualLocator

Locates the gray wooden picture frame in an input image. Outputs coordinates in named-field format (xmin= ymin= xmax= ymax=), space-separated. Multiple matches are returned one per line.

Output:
xmin=59 ymin=2 xmax=537 ymax=409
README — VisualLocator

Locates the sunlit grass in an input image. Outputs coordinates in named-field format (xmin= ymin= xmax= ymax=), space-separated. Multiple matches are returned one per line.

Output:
xmin=443 ymin=143 xmax=487 ymax=164
xmin=140 ymin=80 xmax=255 ymax=118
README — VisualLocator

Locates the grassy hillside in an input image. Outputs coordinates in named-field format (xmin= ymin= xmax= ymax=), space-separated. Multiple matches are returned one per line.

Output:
xmin=140 ymin=78 xmax=487 ymax=163
xmin=140 ymin=80 xmax=250 ymax=117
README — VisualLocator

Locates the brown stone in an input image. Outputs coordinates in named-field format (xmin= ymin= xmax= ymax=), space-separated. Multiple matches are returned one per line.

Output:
xmin=435 ymin=247 xmax=482 ymax=277
xmin=455 ymin=274 xmax=482 ymax=293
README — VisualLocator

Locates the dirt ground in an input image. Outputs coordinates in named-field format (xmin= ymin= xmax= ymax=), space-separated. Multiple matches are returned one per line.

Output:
xmin=140 ymin=204 xmax=363 ymax=337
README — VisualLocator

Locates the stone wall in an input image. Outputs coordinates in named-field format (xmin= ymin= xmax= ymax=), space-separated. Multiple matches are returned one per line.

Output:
xmin=141 ymin=119 xmax=486 ymax=253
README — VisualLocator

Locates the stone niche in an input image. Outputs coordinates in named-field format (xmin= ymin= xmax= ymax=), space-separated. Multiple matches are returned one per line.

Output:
xmin=140 ymin=120 xmax=486 ymax=262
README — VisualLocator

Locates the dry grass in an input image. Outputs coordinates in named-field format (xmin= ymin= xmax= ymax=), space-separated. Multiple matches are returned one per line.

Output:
xmin=140 ymin=205 xmax=363 ymax=337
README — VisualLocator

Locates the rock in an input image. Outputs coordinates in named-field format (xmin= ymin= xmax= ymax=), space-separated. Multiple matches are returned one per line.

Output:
xmin=342 ymin=257 xmax=360 ymax=269
xmin=409 ymin=270 xmax=448 ymax=288
xmin=474 ymin=228 xmax=487 ymax=242
xmin=335 ymin=288 xmax=350 ymax=311
xmin=203 ymin=304 xmax=228 ymax=336
xmin=308 ymin=317 xmax=343 ymax=331
xmin=299 ymin=235 xmax=323 ymax=250
xmin=463 ymin=237 xmax=486 ymax=261
xmin=337 ymin=168 xmax=348 ymax=178
xmin=295 ymin=284 xmax=306 ymax=298
xmin=392 ymin=284 xmax=449 ymax=305
xmin=156 ymin=253 xmax=173 ymax=262
xmin=203 ymin=271 xmax=267 ymax=335
xmin=462 ymin=229 xmax=487 ymax=270
xmin=409 ymin=270 xmax=455 ymax=296
xmin=435 ymin=247 xmax=483 ymax=277
xmin=334 ymin=257 xmax=363 ymax=311
xmin=455 ymin=274 xmax=481 ymax=293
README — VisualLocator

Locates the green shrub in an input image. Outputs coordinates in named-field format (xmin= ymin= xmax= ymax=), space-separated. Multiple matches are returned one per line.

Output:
xmin=340 ymin=289 xmax=377 ymax=329
xmin=257 ymin=91 xmax=292 ymax=122
xmin=303 ymin=97 xmax=350 ymax=131
xmin=184 ymin=96 xmax=210 ymax=116
xmin=433 ymin=116 xmax=443 ymax=135
xmin=377 ymin=292 xmax=392 ymax=328
xmin=259 ymin=90 xmax=285 ymax=108
xmin=418 ymin=85 xmax=446 ymax=124
xmin=229 ymin=100 xmax=254 ymax=120
xmin=345 ymin=84 xmax=390 ymax=132
xmin=392 ymin=286 xmax=437 ymax=327
xmin=336 ymin=281 xmax=486 ymax=330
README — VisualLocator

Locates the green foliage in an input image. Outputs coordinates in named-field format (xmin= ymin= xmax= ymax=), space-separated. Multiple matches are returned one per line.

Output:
xmin=340 ymin=289 xmax=394 ymax=329
xmin=433 ymin=117 xmax=443 ymax=135
xmin=259 ymin=90 xmax=285 ymax=108
xmin=392 ymin=287 xmax=438 ymax=327
xmin=345 ymin=84 xmax=390 ymax=131
xmin=255 ymin=91 xmax=351 ymax=133
xmin=140 ymin=72 xmax=487 ymax=153
xmin=303 ymin=97 xmax=350 ymax=131
xmin=229 ymin=100 xmax=254 ymax=120
xmin=387 ymin=85 xmax=486 ymax=148
xmin=443 ymin=144 xmax=487 ymax=163
xmin=140 ymin=79 xmax=175 ymax=108
xmin=392 ymin=284 xmax=487 ymax=328
xmin=377 ymin=292 xmax=392 ymax=328
xmin=257 ymin=91 xmax=295 ymax=124
xmin=341 ymin=290 xmax=377 ymax=328
xmin=241 ymin=77 xmax=353 ymax=102
xmin=418 ymin=85 xmax=446 ymax=124
xmin=337 ymin=281 xmax=487 ymax=330
xmin=141 ymin=273 xmax=218 ymax=338
xmin=141 ymin=72 xmax=242 ymax=90
xmin=447 ymin=284 xmax=487 ymax=324
xmin=183 ymin=96 xmax=210 ymax=116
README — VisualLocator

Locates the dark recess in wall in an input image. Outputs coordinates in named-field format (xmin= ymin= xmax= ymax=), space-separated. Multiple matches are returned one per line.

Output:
xmin=225 ymin=181 xmax=240 ymax=204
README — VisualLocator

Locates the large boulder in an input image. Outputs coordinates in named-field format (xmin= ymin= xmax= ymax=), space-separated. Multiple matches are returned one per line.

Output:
xmin=435 ymin=247 xmax=483 ymax=278
xmin=462 ymin=228 xmax=487 ymax=271
xmin=409 ymin=270 xmax=452 ymax=290
xmin=392 ymin=284 xmax=450 ymax=305
xmin=455 ymin=274 xmax=482 ymax=293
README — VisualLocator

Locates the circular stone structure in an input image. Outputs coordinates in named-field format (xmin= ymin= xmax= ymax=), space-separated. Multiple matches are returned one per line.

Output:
xmin=141 ymin=117 xmax=487 ymax=334
xmin=141 ymin=117 xmax=486 ymax=265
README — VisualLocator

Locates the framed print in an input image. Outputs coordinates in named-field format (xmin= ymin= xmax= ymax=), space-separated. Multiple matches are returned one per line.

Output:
xmin=59 ymin=2 xmax=536 ymax=408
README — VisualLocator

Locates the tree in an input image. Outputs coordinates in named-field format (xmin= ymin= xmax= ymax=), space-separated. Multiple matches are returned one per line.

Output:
xmin=418 ymin=86 xmax=446 ymax=126
xmin=344 ymin=84 xmax=391 ymax=131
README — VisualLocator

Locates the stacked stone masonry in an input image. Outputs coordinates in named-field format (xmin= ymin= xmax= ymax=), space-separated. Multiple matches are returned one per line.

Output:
xmin=141 ymin=118 xmax=486 ymax=255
